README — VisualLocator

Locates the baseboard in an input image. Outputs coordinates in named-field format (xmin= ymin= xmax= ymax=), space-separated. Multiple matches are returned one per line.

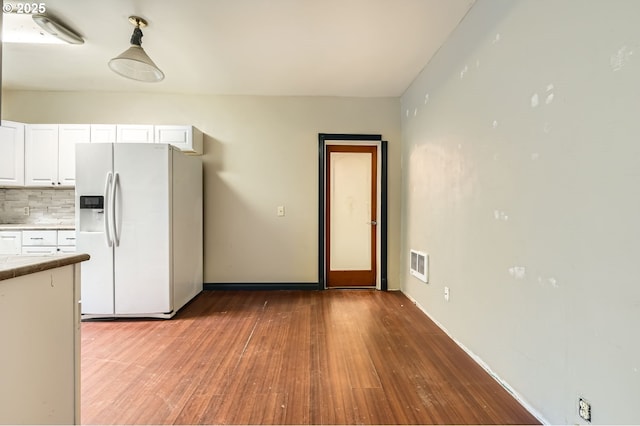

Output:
xmin=204 ymin=282 xmax=320 ymax=291
xmin=401 ymin=292 xmax=549 ymax=425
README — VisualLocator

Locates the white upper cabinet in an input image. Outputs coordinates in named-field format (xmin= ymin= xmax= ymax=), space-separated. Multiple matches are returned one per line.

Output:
xmin=25 ymin=124 xmax=86 ymax=187
xmin=8 ymin=121 xmax=202 ymax=188
xmin=25 ymin=124 xmax=59 ymax=187
xmin=0 ymin=120 xmax=25 ymax=187
xmin=117 ymin=125 xmax=154 ymax=143
xmin=155 ymin=125 xmax=203 ymax=155
xmin=59 ymin=125 xmax=90 ymax=186
xmin=90 ymin=125 xmax=117 ymax=143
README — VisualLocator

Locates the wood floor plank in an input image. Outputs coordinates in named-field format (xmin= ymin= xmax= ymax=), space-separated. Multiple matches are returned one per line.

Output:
xmin=81 ymin=290 xmax=540 ymax=425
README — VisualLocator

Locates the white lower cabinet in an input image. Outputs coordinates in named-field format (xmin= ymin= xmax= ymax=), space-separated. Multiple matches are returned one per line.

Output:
xmin=10 ymin=229 xmax=76 ymax=255
xmin=0 ymin=231 xmax=22 ymax=255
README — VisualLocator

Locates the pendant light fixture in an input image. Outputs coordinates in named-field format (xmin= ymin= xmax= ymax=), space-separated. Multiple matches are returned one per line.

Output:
xmin=108 ymin=16 xmax=164 ymax=82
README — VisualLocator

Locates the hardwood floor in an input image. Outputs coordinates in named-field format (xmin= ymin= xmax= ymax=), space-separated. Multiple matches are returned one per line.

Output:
xmin=81 ymin=290 xmax=539 ymax=425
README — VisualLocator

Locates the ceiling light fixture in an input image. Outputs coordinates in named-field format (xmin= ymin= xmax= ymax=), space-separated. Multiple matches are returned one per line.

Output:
xmin=108 ymin=16 xmax=164 ymax=83
xmin=32 ymin=14 xmax=84 ymax=44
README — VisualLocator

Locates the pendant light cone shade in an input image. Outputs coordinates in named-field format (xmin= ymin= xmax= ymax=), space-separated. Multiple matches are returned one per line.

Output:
xmin=108 ymin=16 xmax=164 ymax=82
xmin=109 ymin=45 xmax=164 ymax=82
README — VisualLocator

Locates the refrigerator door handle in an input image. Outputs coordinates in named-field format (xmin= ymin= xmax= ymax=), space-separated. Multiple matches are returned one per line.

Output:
xmin=103 ymin=172 xmax=113 ymax=247
xmin=112 ymin=172 xmax=120 ymax=247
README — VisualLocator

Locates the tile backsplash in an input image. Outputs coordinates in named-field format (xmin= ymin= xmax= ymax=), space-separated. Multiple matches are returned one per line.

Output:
xmin=0 ymin=188 xmax=75 ymax=225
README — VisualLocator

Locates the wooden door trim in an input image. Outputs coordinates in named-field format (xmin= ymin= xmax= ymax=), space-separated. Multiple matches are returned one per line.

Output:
xmin=318 ymin=133 xmax=387 ymax=291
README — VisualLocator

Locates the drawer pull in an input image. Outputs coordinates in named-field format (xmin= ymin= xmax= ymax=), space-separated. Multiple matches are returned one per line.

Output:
xmin=30 ymin=237 xmax=44 ymax=240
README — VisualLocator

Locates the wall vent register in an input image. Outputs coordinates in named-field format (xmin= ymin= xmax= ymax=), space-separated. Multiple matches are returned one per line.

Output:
xmin=410 ymin=249 xmax=428 ymax=283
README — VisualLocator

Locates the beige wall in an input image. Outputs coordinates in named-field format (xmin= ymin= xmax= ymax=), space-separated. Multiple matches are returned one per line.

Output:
xmin=2 ymin=91 xmax=401 ymax=287
xmin=401 ymin=0 xmax=640 ymax=424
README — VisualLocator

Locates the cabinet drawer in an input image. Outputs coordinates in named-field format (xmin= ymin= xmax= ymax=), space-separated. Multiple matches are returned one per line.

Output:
xmin=57 ymin=230 xmax=77 ymax=246
xmin=22 ymin=246 xmax=58 ymax=255
xmin=22 ymin=230 xmax=57 ymax=246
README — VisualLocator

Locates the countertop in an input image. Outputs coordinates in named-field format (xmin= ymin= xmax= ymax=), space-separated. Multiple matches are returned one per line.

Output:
xmin=0 ymin=224 xmax=75 ymax=231
xmin=0 ymin=253 xmax=90 ymax=281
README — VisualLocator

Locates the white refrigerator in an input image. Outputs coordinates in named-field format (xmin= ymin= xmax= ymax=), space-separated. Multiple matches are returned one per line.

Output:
xmin=75 ymin=143 xmax=203 ymax=319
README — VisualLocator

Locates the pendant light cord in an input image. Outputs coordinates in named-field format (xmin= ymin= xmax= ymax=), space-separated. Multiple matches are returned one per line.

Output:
xmin=130 ymin=26 xmax=143 ymax=47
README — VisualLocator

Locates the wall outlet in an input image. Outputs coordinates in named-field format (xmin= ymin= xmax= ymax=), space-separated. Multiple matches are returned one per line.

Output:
xmin=578 ymin=398 xmax=591 ymax=423
xmin=277 ymin=205 xmax=285 ymax=217
xmin=23 ymin=206 xmax=30 ymax=216
xmin=444 ymin=286 xmax=450 ymax=302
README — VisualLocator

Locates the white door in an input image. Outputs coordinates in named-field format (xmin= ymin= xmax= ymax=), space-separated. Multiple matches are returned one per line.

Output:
xmin=58 ymin=125 xmax=90 ymax=186
xmin=0 ymin=121 xmax=25 ymax=186
xmin=25 ymin=124 xmax=59 ymax=186
xmin=76 ymin=143 xmax=115 ymax=315
xmin=326 ymin=145 xmax=377 ymax=287
xmin=113 ymin=143 xmax=171 ymax=315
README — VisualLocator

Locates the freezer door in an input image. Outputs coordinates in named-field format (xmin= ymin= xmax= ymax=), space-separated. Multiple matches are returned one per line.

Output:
xmin=75 ymin=143 xmax=115 ymax=315
xmin=113 ymin=144 xmax=172 ymax=315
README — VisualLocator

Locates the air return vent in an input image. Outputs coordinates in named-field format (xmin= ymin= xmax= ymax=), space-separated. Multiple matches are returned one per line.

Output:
xmin=410 ymin=250 xmax=428 ymax=283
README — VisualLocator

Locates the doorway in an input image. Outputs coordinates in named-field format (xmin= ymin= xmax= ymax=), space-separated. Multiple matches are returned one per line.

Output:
xmin=318 ymin=134 xmax=388 ymax=290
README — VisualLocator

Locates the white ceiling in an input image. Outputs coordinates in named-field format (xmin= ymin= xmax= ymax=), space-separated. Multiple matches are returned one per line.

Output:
xmin=2 ymin=0 xmax=475 ymax=97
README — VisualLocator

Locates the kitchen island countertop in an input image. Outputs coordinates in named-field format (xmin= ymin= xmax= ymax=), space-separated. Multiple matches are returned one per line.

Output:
xmin=0 ymin=253 xmax=90 ymax=281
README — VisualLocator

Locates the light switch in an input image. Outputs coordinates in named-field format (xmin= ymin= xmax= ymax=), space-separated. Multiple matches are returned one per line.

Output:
xmin=277 ymin=206 xmax=285 ymax=217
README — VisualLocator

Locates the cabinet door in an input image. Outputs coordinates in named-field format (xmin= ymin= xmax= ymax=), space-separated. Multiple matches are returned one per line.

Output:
xmin=58 ymin=125 xmax=90 ymax=186
xmin=117 ymin=125 xmax=154 ymax=143
xmin=25 ymin=124 xmax=59 ymax=187
xmin=0 ymin=121 xmax=25 ymax=186
xmin=0 ymin=231 xmax=22 ymax=255
xmin=155 ymin=125 xmax=203 ymax=154
xmin=90 ymin=125 xmax=116 ymax=143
